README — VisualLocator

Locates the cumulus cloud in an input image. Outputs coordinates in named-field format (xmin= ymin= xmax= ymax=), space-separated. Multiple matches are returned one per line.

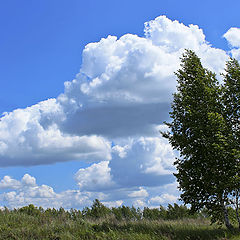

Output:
xmin=223 ymin=27 xmax=240 ymax=48
xmin=0 ymin=174 xmax=177 ymax=209
xmin=229 ymin=48 xmax=240 ymax=60
xmin=0 ymin=174 xmax=91 ymax=209
xmin=0 ymin=174 xmax=37 ymax=190
xmin=110 ymin=136 xmax=176 ymax=188
xmin=0 ymin=15 xmax=231 ymax=167
xmin=0 ymin=171 xmax=182 ymax=209
xmin=223 ymin=27 xmax=240 ymax=60
xmin=133 ymin=199 xmax=146 ymax=208
xmin=128 ymin=187 xmax=149 ymax=198
xmin=75 ymin=161 xmax=115 ymax=191
xmin=73 ymin=133 xmax=176 ymax=194
xmin=21 ymin=174 xmax=36 ymax=187
xmin=133 ymin=181 xmax=180 ymax=207
xmin=60 ymin=16 xmax=227 ymax=138
xmin=149 ymin=193 xmax=178 ymax=205
xmin=144 ymin=16 xmax=206 ymax=51
xmin=102 ymin=200 xmax=123 ymax=208
xmin=0 ymin=99 xmax=111 ymax=166
xmin=75 ymin=134 xmax=176 ymax=194
xmin=0 ymin=176 xmax=21 ymax=190
xmin=78 ymin=34 xmax=177 ymax=104
xmin=71 ymin=134 xmax=177 ymax=208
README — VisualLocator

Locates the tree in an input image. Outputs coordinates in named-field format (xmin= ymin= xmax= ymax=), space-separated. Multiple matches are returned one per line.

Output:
xmin=162 ymin=50 xmax=235 ymax=229
xmin=89 ymin=199 xmax=111 ymax=219
xmin=221 ymin=58 xmax=240 ymax=228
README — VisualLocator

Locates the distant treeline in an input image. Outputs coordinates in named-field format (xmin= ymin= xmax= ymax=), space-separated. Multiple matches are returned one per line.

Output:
xmin=1 ymin=199 xmax=200 ymax=221
xmin=1 ymin=199 xmax=240 ymax=239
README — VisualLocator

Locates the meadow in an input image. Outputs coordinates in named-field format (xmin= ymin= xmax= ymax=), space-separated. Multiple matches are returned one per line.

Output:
xmin=1 ymin=200 xmax=240 ymax=240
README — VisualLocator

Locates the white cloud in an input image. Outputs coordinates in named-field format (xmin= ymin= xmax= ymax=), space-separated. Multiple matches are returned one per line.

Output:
xmin=230 ymin=48 xmax=240 ymax=60
xmin=75 ymin=161 xmax=115 ymax=191
xmin=73 ymin=134 xmax=176 ymax=194
xmin=128 ymin=187 xmax=149 ymax=198
xmin=78 ymin=34 xmax=178 ymax=104
xmin=21 ymin=174 xmax=36 ymax=187
xmin=0 ymin=15 xmax=230 ymax=166
xmin=133 ymin=199 xmax=146 ymax=208
xmin=110 ymin=136 xmax=176 ymax=188
xmin=59 ymin=16 xmax=227 ymax=139
xmin=0 ymin=99 xmax=111 ymax=166
xmin=144 ymin=15 xmax=205 ymax=52
xmin=102 ymin=200 xmax=123 ymax=208
xmin=0 ymin=174 xmax=180 ymax=209
xmin=223 ymin=27 xmax=240 ymax=61
xmin=70 ymin=134 xmax=177 ymax=208
xmin=0 ymin=174 xmax=92 ymax=209
xmin=149 ymin=193 xmax=178 ymax=205
xmin=147 ymin=181 xmax=180 ymax=206
xmin=26 ymin=185 xmax=55 ymax=198
xmin=0 ymin=176 xmax=21 ymax=190
xmin=0 ymin=174 xmax=37 ymax=190
xmin=223 ymin=27 xmax=240 ymax=48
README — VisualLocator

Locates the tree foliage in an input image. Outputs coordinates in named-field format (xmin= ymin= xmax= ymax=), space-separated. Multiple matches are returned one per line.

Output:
xmin=162 ymin=50 xmax=240 ymax=229
xmin=221 ymin=58 xmax=240 ymax=227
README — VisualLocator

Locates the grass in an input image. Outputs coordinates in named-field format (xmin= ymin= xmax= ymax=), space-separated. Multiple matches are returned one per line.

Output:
xmin=0 ymin=211 xmax=240 ymax=239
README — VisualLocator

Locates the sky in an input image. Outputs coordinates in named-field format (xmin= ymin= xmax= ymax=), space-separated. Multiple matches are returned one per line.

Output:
xmin=0 ymin=0 xmax=240 ymax=209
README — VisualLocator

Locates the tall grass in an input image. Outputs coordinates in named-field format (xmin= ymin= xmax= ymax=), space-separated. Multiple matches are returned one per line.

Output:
xmin=0 ymin=202 xmax=240 ymax=239
xmin=0 ymin=210 xmax=239 ymax=239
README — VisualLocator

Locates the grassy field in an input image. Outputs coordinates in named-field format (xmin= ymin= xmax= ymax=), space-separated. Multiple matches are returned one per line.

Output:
xmin=0 ymin=210 xmax=240 ymax=240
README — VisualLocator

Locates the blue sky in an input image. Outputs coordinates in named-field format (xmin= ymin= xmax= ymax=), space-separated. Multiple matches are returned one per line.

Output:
xmin=0 ymin=0 xmax=240 ymax=209
xmin=1 ymin=0 xmax=238 ymax=113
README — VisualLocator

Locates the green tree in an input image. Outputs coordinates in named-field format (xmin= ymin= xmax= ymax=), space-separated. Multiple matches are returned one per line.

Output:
xmin=19 ymin=204 xmax=41 ymax=217
xmin=162 ymin=50 xmax=234 ymax=229
xmin=222 ymin=58 xmax=240 ymax=228
xmin=89 ymin=199 xmax=111 ymax=219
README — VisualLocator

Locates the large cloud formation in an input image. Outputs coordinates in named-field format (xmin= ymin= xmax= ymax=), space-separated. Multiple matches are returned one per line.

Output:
xmin=0 ymin=16 xmax=229 ymax=166
xmin=1 ymin=15 xmax=239 ymax=209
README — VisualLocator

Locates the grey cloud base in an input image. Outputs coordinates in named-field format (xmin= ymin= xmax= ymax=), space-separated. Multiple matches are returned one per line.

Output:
xmin=61 ymin=103 xmax=170 ymax=138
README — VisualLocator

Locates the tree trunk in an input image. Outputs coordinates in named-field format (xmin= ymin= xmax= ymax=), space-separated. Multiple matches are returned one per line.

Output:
xmin=236 ymin=207 xmax=240 ymax=229
xmin=221 ymin=201 xmax=233 ymax=230
xmin=235 ymin=193 xmax=240 ymax=229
